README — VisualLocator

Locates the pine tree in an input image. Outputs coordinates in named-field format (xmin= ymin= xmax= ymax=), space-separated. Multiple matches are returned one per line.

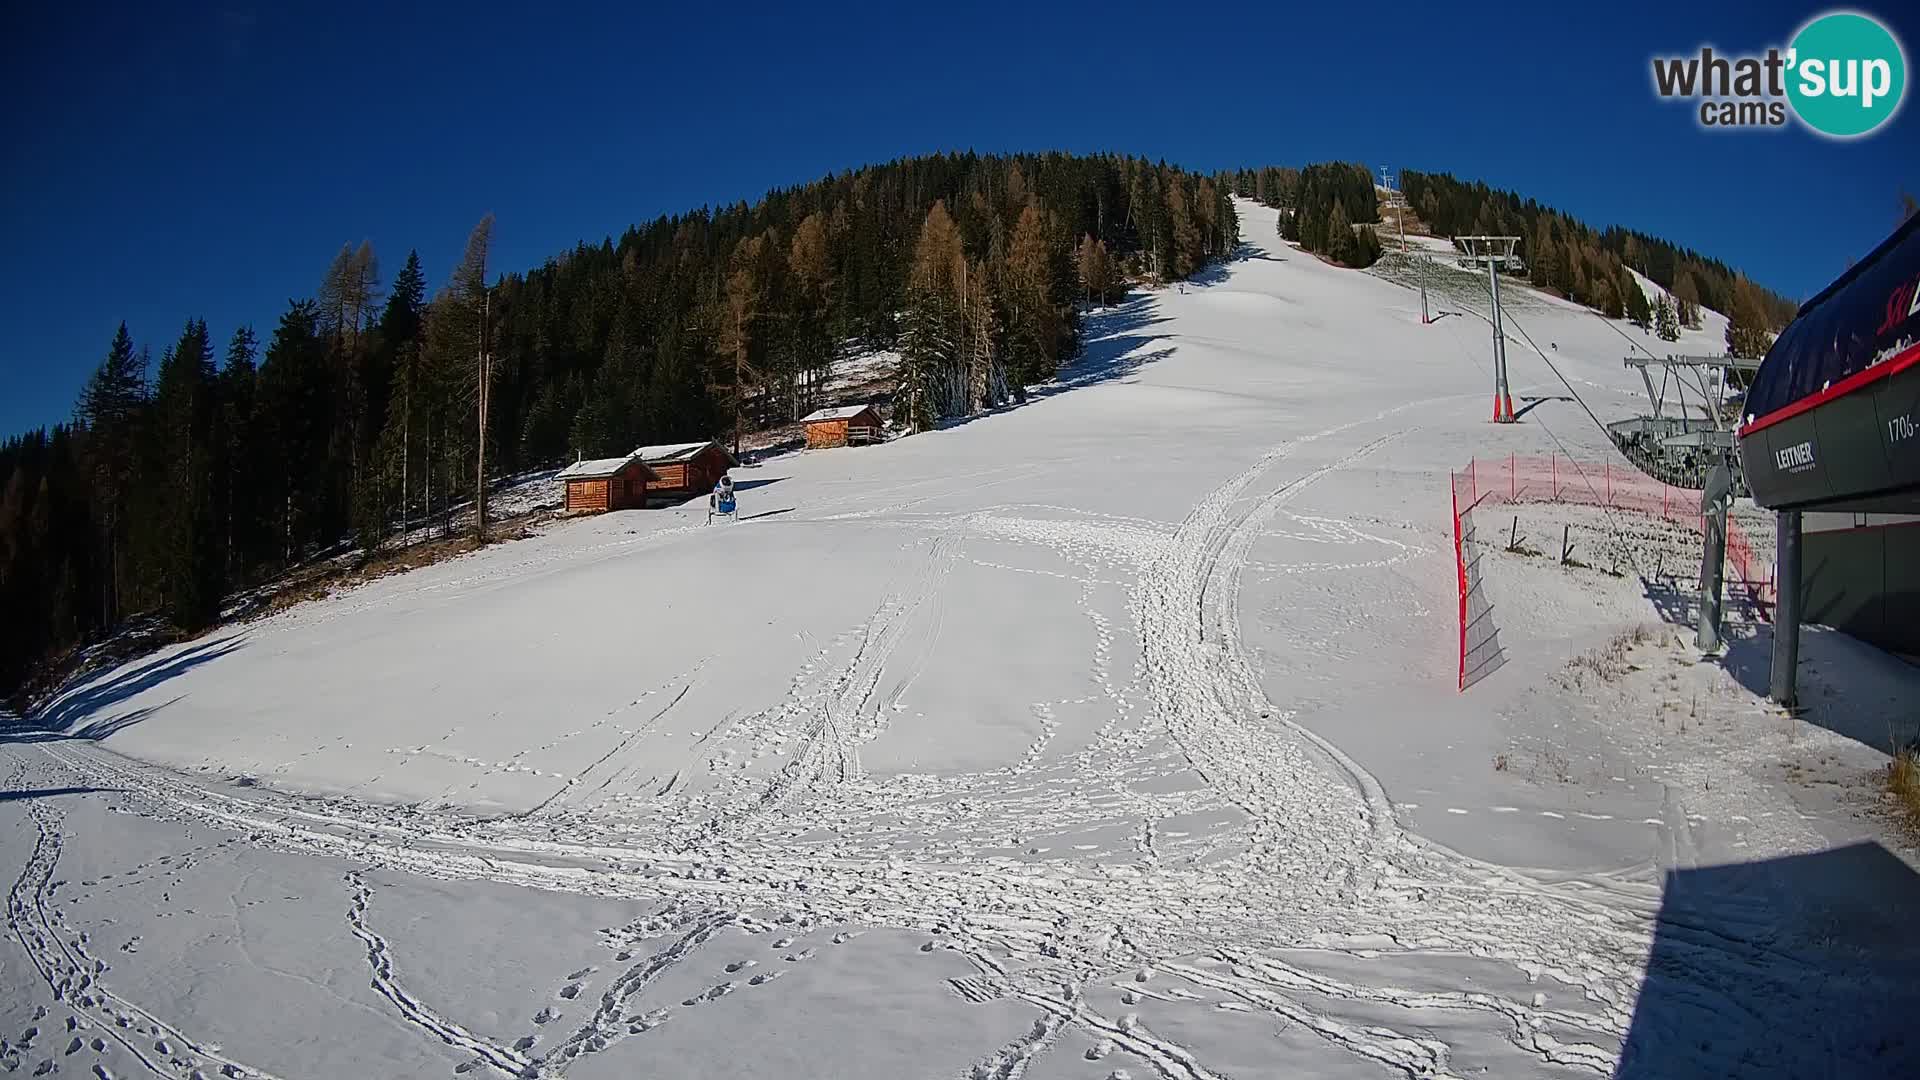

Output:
xmin=1622 ymin=268 xmax=1652 ymax=329
xmin=258 ymin=300 xmax=329 ymax=564
xmin=1354 ymin=225 xmax=1382 ymax=268
xmin=1529 ymin=221 xmax=1554 ymax=289
xmin=1596 ymin=272 xmax=1624 ymax=320
xmin=319 ymin=241 xmax=382 ymax=488
xmin=1006 ymin=204 xmax=1061 ymax=388
xmin=219 ymin=326 xmax=261 ymax=580
xmin=447 ymin=215 xmax=494 ymax=541
xmin=76 ymin=323 xmax=147 ymax=624
xmin=1654 ymin=293 xmax=1680 ymax=341
xmin=1673 ymin=273 xmax=1703 ymax=329
xmin=1077 ymin=234 xmax=1116 ymax=305
xmin=150 ymin=319 xmax=223 ymax=628
xmin=1725 ymin=276 xmax=1773 ymax=358
xmin=1325 ymin=200 xmax=1358 ymax=266
xmin=787 ymin=213 xmax=837 ymax=416
xmin=1167 ymin=180 xmax=1201 ymax=279
xmin=720 ymin=233 xmax=776 ymax=449
xmin=899 ymin=201 xmax=966 ymax=429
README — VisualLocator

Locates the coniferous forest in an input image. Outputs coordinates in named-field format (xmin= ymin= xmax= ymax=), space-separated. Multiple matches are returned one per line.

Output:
xmin=1222 ymin=163 xmax=1388 ymax=269
xmin=1397 ymin=170 xmax=1798 ymax=353
xmin=0 ymin=152 xmax=1241 ymax=693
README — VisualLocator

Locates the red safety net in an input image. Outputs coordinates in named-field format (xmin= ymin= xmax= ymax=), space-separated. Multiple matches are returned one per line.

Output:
xmin=1448 ymin=454 xmax=1773 ymax=690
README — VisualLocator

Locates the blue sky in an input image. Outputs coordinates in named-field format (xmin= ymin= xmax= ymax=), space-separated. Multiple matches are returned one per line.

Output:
xmin=2 ymin=0 xmax=1915 ymax=436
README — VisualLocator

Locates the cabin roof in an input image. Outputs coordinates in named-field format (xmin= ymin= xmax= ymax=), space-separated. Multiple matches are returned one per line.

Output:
xmin=799 ymin=404 xmax=877 ymax=423
xmin=557 ymin=453 xmax=651 ymax=481
xmin=634 ymin=440 xmax=732 ymax=464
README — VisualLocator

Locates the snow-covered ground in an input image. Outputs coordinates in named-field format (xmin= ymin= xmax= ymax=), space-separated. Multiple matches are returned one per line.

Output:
xmin=5 ymin=199 xmax=1917 ymax=1079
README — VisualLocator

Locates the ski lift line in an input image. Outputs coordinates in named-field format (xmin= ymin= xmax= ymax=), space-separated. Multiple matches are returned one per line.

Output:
xmin=1493 ymin=310 xmax=1657 ymax=574
xmin=1431 ymin=287 xmax=1650 ymax=574
xmin=1595 ymin=314 xmax=1727 ymax=427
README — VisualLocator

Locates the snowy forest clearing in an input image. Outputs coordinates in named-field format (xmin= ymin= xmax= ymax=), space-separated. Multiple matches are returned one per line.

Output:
xmin=4 ymin=200 xmax=1917 ymax=1079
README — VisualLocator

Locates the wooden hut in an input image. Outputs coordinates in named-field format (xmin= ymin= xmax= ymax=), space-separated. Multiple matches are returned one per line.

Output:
xmin=800 ymin=404 xmax=883 ymax=449
xmin=556 ymin=453 xmax=654 ymax=514
xmin=635 ymin=441 xmax=737 ymax=502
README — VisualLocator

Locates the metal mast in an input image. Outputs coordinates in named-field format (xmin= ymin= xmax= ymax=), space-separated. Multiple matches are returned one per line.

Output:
xmin=1454 ymin=236 xmax=1521 ymax=423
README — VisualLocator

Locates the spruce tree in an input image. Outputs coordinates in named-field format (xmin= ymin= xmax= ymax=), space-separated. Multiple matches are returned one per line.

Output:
xmin=899 ymin=201 xmax=966 ymax=428
xmin=1654 ymin=294 xmax=1680 ymax=341
xmin=1167 ymin=181 xmax=1201 ymax=279
xmin=1325 ymin=200 xmax=1358 ymax=266
xmin=1622 ymin=269 xmax=1652 ymax=328
xmin=76 ymin=323 xmax=148 ymax=624
xmin=1673 ymin=273 xmax=1703 ymax=328
xmin=1006 ymin=204 xmax=1061 ymax=388
xmin=219 ymin=327 xmax=260 ymax=580
xmin=150 ymin=319 xmax=223 ymax=628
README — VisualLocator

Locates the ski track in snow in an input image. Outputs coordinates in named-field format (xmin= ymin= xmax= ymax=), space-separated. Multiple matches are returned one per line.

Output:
xmin=4 ymin=204 xmax=1852 ymax=1078
xmin=1 ymin=759 xmax=285 ymax=1080
xmin=2 ymin=400 xmax=1669 ymax=1079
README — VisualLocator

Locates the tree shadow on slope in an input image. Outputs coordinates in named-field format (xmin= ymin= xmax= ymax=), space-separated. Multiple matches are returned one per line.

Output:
xmin=1616 ymin=842 xmax=1920 ymax=1079
xmin=9 ymin=634 xmax=244 ymax=741
xmin=1639 ymin=575 xmax=1920 ymax=755
xmin=1045 ymin=296 xmax=1174 ymax=393
xmin=0 ymin=786 xmax=120 ymax=803
xmin=927 ymin=296 xmax=1174 ymax=434
xmin=1186 ymin=241 xmax=1285 ymax=287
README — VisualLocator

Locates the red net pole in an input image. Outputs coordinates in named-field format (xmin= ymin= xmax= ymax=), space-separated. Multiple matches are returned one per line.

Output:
xmin=1454 ymin=476 xmax=1465 ymax=690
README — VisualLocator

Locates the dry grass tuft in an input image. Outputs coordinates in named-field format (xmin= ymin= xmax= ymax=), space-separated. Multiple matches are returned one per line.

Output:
xmin=1888 ymin=747 xmax=1920 ymax=834
xmin=1557 ymin=624 xmax=1656 ymax=690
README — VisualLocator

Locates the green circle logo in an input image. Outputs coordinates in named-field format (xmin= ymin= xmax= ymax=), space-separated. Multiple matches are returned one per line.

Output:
xmin=1787 ymin=11 xmax=1906 ymax=137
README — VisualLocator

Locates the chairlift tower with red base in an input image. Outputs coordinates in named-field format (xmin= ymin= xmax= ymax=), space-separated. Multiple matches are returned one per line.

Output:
xmin=1454 ymin=236 xmax=1522 ymax=423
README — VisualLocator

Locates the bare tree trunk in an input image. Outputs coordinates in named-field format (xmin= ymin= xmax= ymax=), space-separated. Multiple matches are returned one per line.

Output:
xmin=475 ymin=292 xmax=490 ymax=545
xmin=400 ymin=383 xmax=410 ymax=533
xmin=732 ymin=306 xmax=745 ymax=461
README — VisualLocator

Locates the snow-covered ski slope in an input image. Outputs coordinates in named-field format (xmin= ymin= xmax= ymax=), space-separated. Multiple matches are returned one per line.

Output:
xmin=5 ymin=199 xmax=1917 ymax=1079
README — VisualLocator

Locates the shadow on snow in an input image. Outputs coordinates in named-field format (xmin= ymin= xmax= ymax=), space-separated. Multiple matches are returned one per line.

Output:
xmin=1617 ymin=842 xmax=1920 ymax=1078
xmin=1640 ymin=575 xmax=1920 ymax=755
xmin=923 ymin=293 xmax=1175 ymax=435
xmin=4 ymin=633 xmax=244 ymax=744
xmin=0 ymin=786 xmax=120 ymax=803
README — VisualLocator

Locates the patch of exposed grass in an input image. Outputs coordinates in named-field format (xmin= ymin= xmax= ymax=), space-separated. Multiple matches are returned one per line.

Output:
xmin=1556 ymin=624 xmax=1656 ymax=690
xmin=1888 ymin=747 xmax=1920 ymax=834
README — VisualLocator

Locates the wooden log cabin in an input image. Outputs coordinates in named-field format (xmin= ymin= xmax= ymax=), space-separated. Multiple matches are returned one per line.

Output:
xmin=635 ymin=441 xmax=736 ymax=502
xmin=799 ymin=404 xmax=883 ymax=450
xmin=556 ymin=453 xmax=654 ymax=514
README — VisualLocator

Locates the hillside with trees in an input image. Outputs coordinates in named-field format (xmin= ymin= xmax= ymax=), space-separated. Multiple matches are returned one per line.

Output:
xmin=1221 ymin=164 xmax=1386 ymax=268
xmin=1397 ymin=170 xmax=1798 ymax=355
xmin=0 ymin=152 xmax=1240 ymax=693
xmin=1 ymin=154 xmax=1810 ymax=695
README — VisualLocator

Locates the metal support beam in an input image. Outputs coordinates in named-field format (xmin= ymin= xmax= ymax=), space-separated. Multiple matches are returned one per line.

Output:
xmin=1696 ymin=463 xmax=1732 ymax=654
xmin=1770 ymin=510 xmax=1802 ymax=708
xmin=1696 ymin=504 xmax=1727 ymax=653
xmin=1488 ymin=260 xmax=1513 ymax=421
